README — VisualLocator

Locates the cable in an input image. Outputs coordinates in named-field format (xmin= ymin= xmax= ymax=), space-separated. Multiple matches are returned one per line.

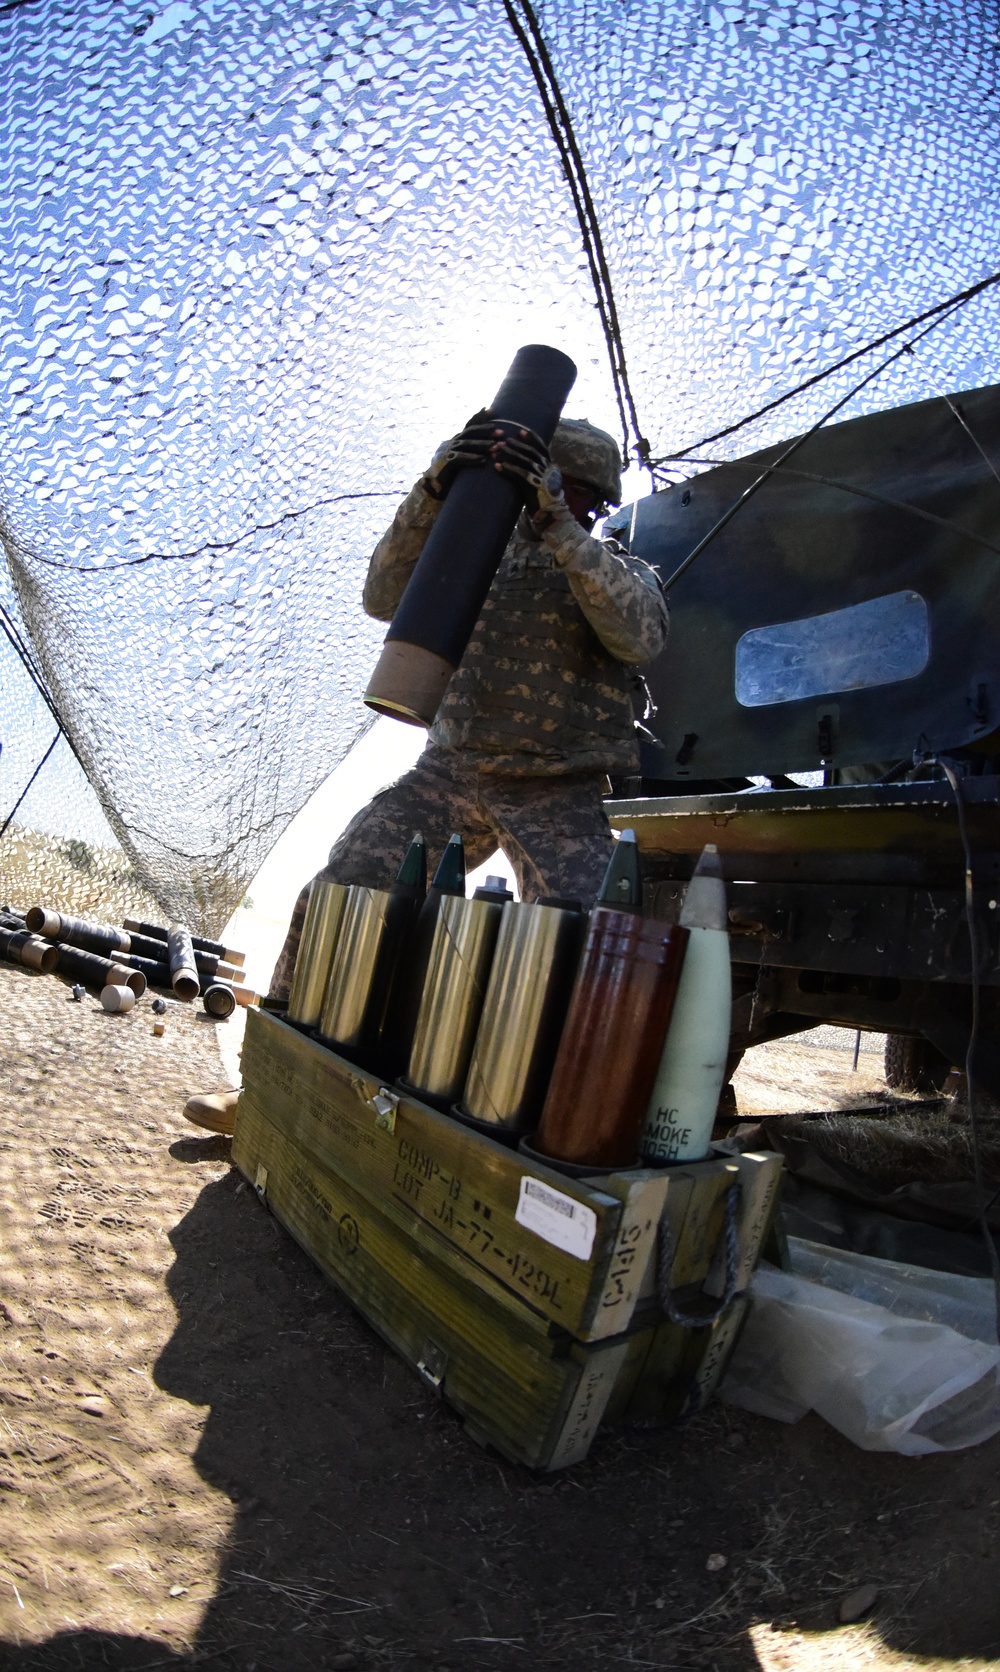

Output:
xmin=659 ymin=292 xmax=971 ymax=593
xmin=934 ymin=758 xmax=1000 ymax=1341
xmin=656 ymin=1182 xmax=742 ymax=1328
xmin=0 ymin=730 xmax=60 ymax=844
xmin=501 ymin=0 xmax=650 ymax=478
xmin=658 ymin=265 xmax=1000 ymax=464
xmin=19 ymin=490 xmax=404 ymax=574
xmin=660 ymin=455 xmax=1000 ymax=561
xmin=0 ymin=603 xmax=55 ymax=712
xmin=0 ymin=599 xmax=84 ymax=776
xmin=943 ymin=396 xmax=1000 ymax=491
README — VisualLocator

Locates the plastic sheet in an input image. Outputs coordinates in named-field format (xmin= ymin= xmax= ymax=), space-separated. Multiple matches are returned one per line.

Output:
xmin=720 ymin=1237 xmax=1000 ymax=1454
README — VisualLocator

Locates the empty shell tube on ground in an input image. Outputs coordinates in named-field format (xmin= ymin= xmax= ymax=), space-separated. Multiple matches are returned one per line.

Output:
xmin=167 ymin=925 xmax=200 ymax=1002
xmin=125 ymin=930 xmax=244 ymax=982
xmin=26 ymin=908 xmax=130 ymax=958
xmin=0 ymin=927 xmax=59 ymax=973
xmin=52 ymin=942 xmax=143 ymax=992
xmin=122 ymin=918 xmax=245 ymax=966
xmin=203 ymin=983 xmax=237 ymax=1018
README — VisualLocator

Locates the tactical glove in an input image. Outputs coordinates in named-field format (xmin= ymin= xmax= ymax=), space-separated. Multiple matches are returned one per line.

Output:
xmin=423 ymin=414 xmax=551 ymax=502
xmin=529 ymin=462 xmax=573 ymax=531
xmin=482 ymin=426 xmax=551 ymax=501
xmin=423 ymin=408 xmax=496 ymax=499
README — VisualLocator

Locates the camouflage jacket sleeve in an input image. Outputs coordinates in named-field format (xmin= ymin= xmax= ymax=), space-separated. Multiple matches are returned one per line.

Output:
xmin=541 ymin=517 xmax=669 ymax=665
xmin=363 ymin=478 xmax=443 ymax=622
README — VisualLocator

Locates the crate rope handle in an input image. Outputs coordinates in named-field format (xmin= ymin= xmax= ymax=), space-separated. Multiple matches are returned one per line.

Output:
xmin=656 ymin=1180 xmax=743 ymax=1328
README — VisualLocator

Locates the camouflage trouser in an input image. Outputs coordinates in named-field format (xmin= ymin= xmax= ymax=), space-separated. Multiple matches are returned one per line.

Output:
xmin=268 ymin=743 xmax=614 ymax=998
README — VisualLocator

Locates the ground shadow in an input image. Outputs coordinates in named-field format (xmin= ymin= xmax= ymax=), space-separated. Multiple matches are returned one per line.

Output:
xmin=2 ymin=1163 xmax=1000 ymax=1670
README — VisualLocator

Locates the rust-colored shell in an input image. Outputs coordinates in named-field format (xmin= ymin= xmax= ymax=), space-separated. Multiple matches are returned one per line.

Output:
xmin=534 ymin=909 xmax=689 ymax=1170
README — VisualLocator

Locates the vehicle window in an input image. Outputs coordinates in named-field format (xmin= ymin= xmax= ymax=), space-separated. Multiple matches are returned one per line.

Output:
xmin=735 ymin=590 xmax=930 ymax=707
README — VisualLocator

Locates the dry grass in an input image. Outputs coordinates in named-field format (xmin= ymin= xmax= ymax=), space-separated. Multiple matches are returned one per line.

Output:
xmin=732 ymin=1035 xmax=892 ymax=1118
xmin=772 ymin=1100 xmax=1000 ymax=1189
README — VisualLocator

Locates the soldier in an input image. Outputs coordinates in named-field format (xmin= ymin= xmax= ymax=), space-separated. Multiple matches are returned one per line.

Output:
xmin=183 ymin=414 xmax=667 ymax=1135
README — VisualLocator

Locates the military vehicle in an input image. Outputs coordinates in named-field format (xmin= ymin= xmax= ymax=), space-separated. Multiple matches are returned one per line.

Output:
xmin=605 ymin=384 xmax=1000 ymax=1098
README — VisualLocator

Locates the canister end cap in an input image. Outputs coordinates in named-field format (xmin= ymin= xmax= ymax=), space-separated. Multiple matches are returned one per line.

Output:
xmin=473 ymin=876 xmax=513 ymax=903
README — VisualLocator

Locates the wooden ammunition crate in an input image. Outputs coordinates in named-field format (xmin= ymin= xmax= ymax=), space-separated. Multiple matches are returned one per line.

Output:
xmin=233 ymin=1008 xmax=779 ymax=1469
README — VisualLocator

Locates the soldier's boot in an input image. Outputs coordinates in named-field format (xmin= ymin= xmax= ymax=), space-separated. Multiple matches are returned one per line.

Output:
xmin=183 ymin=1088 xmax=240 ymax=1136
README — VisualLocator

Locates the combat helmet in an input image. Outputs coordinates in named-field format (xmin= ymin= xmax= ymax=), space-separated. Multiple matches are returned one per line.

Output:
xmin=550 ymin=418 xmax=622 ymax=507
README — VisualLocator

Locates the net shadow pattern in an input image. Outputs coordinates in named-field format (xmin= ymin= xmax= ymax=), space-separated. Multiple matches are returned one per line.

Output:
xmin=2 ymin=0 xmax=1000 ymax=931
xmin=0 ymin=962 xmax=236 ymax=1642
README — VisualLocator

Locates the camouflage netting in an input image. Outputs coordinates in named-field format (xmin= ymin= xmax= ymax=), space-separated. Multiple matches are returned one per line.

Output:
xmin=2 ymin=0 xmax=1000 ymax=933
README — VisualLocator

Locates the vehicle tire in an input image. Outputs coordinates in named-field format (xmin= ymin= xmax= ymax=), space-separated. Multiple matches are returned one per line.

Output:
xmin=884 ymin=1034 xmax=952 ymax=1095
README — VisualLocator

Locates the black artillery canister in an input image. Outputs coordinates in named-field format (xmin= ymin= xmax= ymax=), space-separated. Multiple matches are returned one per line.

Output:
xmin=167 ymin=924 xmax=200 ymax=1002
xmin=118 ymin=951 xmax=172 ymax=987
xmin=26 ymin=908 xmax=130 ymax=958
xmin=122 ymin=918 xmax=245 ymax=967
xmin=126 ymin=930 xmax=241 ymax=981
xmin=122 ymin=951 xmax=239 ymax=1005
xmin=0 ymin=927 xmax=59 ymax=973
xmin=203 ymin=983 xmax=237 ymax=1018
xmin=51 ymin=942 xmax=145 ymax=993
xmin=126 ymin=929 xmax=179 ymax=962
xmin=364 ymin=344 xmax=577 ymax=726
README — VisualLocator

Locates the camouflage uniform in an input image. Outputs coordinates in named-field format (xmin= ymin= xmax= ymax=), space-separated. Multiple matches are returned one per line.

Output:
xmin=268 ymin=746 xmax=619 ymax=998
xmin=269 ymin=421 xmax=668 ymax=999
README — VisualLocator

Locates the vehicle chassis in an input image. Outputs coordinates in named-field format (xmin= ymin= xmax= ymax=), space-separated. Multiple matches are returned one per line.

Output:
xmin=607 ymin=776 xmax=1000 ymax=1095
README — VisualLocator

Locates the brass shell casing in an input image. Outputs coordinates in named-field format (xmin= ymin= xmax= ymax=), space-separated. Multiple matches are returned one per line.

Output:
xmin=318 ymin=885 xmax=395 ymax=1049
xmin=406 ymin=894 xmax=505 ymax=1103
xmin=287 ymin=880 xmax=351 ymax=1026
xmin=461 ymin=901 xmax=584 ymax=1132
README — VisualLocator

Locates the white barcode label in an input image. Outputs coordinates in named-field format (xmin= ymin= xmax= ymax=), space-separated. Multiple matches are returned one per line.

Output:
xmin=515 ymin=1175 xmax=597 ymax=1261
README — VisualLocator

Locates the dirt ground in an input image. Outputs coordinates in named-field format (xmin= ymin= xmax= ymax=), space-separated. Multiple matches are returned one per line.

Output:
xmin=0 ymin=963 xmax=998 ymax=1672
